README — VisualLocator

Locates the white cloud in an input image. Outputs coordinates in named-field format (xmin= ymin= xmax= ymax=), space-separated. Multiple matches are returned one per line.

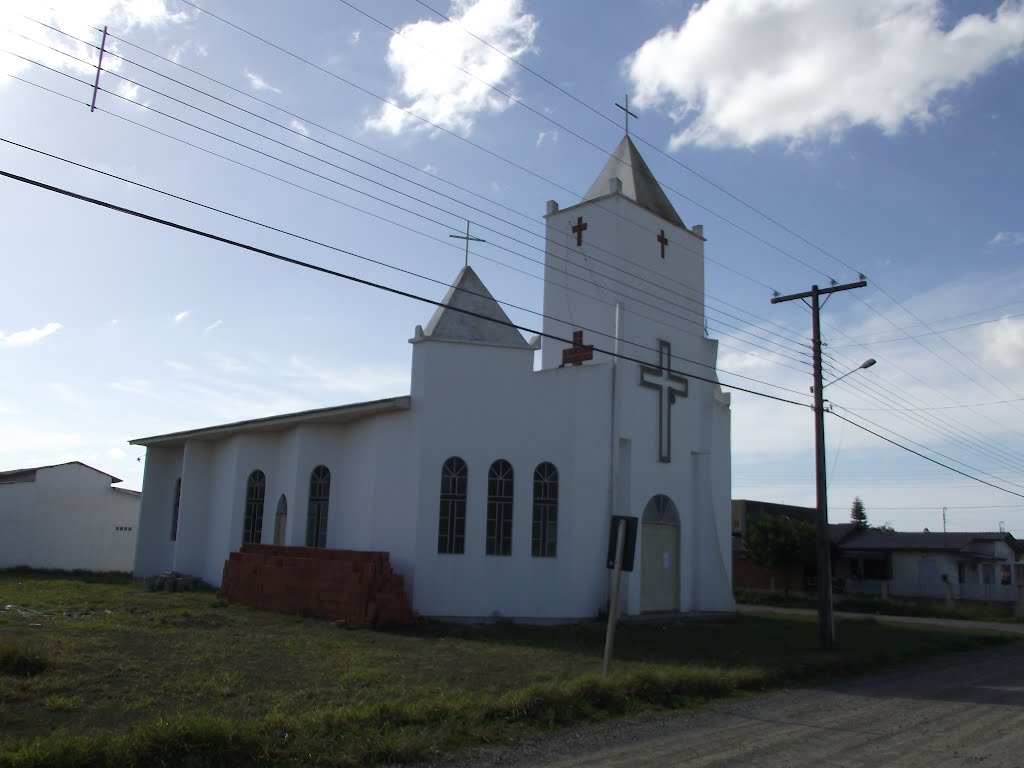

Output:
xmin=367 ymin=0 xmax=537 ymax=136
xmin=165 ymin=360 xmax=192 ymax=372
xmin=625 ymin=0 xmax=1024 ymax=150
xmin=204 ymin=319 xmax=223 ymax=333
xmin=244 ymin=70 xmax=282 ymax=94
xmin=0 ymin=322 xmax=62 ymax=347
xmin=289 ymin=119 xmax=310 ymax=136
xmin=988 ymin=231 xmax=1024 ymax=248
xmin=1 ymin=0 xmax=190 ymax=85
xmin=116 ymin=81 xmax=140 ymax=101
xmin=168 ymin=40 xmax=207 ymax=64
xmin=536 ymin=129 xmax=559 ymax=147
xmin=173 ymin=310 xmax=190 ymax=324
xmin=351 ymin=29 xmax=362 ymax=44
xmin=981 ymin=316 xmax=1024 ymax=367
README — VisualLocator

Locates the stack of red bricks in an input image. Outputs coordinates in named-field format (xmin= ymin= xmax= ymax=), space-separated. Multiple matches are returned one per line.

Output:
xmin=219 ymin=544 xmax=414 ymax=627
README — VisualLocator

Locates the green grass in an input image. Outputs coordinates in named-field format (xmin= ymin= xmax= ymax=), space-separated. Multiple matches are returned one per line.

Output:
xmin=0 ymin=571 xmax=1015 ymax=767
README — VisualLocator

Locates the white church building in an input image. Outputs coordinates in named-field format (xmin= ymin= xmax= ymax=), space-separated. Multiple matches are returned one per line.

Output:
xmin=132 ymin=136 xmax=734 ymax=620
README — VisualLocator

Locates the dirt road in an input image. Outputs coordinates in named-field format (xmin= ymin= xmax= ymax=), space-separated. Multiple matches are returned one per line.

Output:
xmin=484 ymin=644 xmax=1024 ymax=767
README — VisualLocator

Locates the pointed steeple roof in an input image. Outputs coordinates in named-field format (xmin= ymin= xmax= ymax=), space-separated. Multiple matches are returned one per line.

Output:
xmin=421 ymin=265 xmax=530 ymax=348
xmin=582 ymin=135 xmax=684 ymax=228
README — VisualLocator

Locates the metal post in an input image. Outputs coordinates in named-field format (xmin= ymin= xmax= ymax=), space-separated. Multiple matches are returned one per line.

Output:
xmin=602 ymin=518 xmax=626 ymax=676
xmin=810 ymin=286 xmax=835 ymax=650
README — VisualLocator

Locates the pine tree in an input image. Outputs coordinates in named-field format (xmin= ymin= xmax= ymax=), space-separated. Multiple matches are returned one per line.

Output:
xmin=850 ymin=497 xmax=868 ymax=528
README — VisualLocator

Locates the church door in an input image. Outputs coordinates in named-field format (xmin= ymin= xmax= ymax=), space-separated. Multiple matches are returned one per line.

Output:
xmin=640 ymin=494 xmax=680 ymax=612
xmin=273 ymin=494 xmax=288 ymax=545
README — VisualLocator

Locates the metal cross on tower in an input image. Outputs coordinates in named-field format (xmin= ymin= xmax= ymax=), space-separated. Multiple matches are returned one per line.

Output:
xmin=640 ymin=340 xmax=688 ymax=462
xmin=615 ymin=95 xmax=638 ymax=135
xmin=449 ymin=220 xmax=485 ymax=267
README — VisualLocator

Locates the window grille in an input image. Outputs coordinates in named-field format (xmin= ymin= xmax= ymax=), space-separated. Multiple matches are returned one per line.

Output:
xmin=242 ymin=470 xmax=266 ymax=544
xmin=486 ymin=460 xmax=514 ymax=556
xmin=531 ymin=462 xmax=558 ymax=557
xmin=438 ymin=457 xmax=467 ymax=554
xmin=306 ymin=465 xmax=331 ymax=548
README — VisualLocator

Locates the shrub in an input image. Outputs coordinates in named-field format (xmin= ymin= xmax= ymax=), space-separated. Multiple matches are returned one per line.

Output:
xmin=0 ymin=644 xmax=52 ymax=678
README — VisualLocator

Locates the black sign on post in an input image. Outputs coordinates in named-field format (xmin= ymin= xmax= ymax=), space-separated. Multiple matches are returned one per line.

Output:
xmin=606 ymin=515 xmax=638 ymax=571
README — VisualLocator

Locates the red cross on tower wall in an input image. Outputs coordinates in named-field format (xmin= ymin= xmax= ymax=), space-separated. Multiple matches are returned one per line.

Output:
xmin=657 ymin=229 xmax=668 ymax=259
xmin=571 ymin=216 xmax=588 ymax=247
xmin=561 ymin=330 xmax=594 ymax=367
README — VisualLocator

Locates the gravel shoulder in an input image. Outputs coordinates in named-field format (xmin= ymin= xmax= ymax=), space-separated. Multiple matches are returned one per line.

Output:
xmin=420 ymin=643 xmax=1024 ymax=767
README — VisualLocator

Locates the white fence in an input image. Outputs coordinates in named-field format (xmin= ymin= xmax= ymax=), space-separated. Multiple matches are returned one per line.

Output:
xmin=843 ymin=578 xmax=1019 ymax=603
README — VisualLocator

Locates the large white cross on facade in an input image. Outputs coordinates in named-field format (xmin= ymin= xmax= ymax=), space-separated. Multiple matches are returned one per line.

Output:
xmin=640 ymin=340 xmax=688 ymax=463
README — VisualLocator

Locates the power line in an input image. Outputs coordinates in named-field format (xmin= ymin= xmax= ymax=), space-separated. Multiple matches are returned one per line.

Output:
xmin=169 ymin=0 xmax=847 ymax=289
xmin=5 ymin=165 xmax=1021 ymax=501
xmin=830 ymin=310 xmax=1024 ymax=348
xmin=10 ymin=25 xmax=813 ymax=368
xmin=398 ymin=0 xmax=1024 ymax=406
xmin=829 ymin=408 xmax=1024 ymax=496
xmin=8 ymin=60 xmax=1015 ymax=493
xmin=3 ymin=51 xmax=813 ymax=381
xmin=0 ymin=165 xmax=806 ymax=405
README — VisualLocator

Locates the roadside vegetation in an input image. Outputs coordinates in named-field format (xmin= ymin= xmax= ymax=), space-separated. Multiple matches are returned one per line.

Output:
xmin=736 ymin=588 xmax=1020 ymax=622
xmin=1 ymin=570 xmax=1014 ymax=767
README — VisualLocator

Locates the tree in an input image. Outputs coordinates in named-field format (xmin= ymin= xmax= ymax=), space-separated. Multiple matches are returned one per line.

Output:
xmin=850 ymin=497 xmax=868 ymax=528
xmin=744 ymin=515 xmax=816 ymax=597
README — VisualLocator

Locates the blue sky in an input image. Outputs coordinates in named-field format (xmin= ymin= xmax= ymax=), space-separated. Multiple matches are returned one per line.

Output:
xmin=1 ymin=0 xmax=1023 ymax=534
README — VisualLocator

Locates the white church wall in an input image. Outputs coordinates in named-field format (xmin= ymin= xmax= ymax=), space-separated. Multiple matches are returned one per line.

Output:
xmin=709 ymin=373 xmax=735 ymax=611
xmin=409 ymin=339 xmax=613 ymax=619
xmin=293 ymin=421 xmax=377 ymax=550
xmin=140 ymin=412 xmax=421 ymax=588
xmin=209 ymin=435 xmax=274 ymax=578
xmin=170 ymin=441 xmax=214 ymax=577
xmin=267 ymin=428 xmax=301 ymax=546
xmin=366 ymin=412 xmax=418 ymax=585
xmin=134 ymin=445 xmax=182 ymax=576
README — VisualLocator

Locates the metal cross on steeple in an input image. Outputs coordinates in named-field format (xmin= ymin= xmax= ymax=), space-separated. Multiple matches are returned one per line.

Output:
xmin=449 ymin=220 xmax=485 ymax=268
xmin=614 ymin=95 xmax=638 ymax=136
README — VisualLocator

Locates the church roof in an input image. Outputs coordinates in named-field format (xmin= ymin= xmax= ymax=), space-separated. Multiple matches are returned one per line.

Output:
xmin=582 ymin=135 xmax=684 ymax=228
xmin=420 ymin=265 xmax=530 ymax=348
xmin=130 ymin=396 xmax=411 ymax=447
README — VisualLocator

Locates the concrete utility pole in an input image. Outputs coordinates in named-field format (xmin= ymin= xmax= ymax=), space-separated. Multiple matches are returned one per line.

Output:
xmin=772 ymin=279 xmax=866 ymax=650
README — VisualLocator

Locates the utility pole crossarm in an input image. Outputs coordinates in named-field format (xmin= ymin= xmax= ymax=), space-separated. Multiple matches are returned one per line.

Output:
xmin=771 ymin=280 xmax=867 ymax=304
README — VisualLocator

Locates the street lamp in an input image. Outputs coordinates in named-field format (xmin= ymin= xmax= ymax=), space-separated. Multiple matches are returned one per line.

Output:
xmin=825 ymin=359 xmax=876 ymax=389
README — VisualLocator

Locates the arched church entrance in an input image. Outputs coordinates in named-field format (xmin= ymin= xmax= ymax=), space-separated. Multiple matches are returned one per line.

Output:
xmin=640 ymin=494 xmax=680 ymax=613
xmin=273 ymin=494 xmax=288 ymax=545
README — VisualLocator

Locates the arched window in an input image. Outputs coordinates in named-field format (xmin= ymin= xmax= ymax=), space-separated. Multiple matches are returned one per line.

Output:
xmin=170 ymin=477 xmax=181 ymax=542
xmin=306 ymin=465 xmax=331 ymax=548
xmin=487 ymin=460 xmax=514 ymax=556
xmin=643 ymin=494 xmax=679 ymax=525
xmin=438 ymin=457 xmax=467 ymax=554
xmin=242 ymin=470 xmax=266 ymax=544
xmin=273 ymin=494 xmax=288 ymax=545
xmin=531 ymin=462 xmax=558 ymax=557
